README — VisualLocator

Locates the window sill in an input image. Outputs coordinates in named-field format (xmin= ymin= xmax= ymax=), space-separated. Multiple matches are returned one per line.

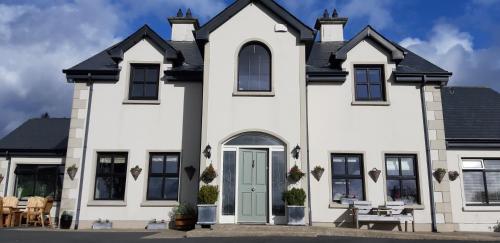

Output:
xmin=329 ymin=203 xmax=350 ymax=209
xmin=463 ymin=206 xmax=500 ymax=212
xmin=405 ymin=204 xmax=425 ymax=210
xmin=122 ymin=100 xmax=161 ymax=105
xmin=87 ymin=200 xmax=127 ymax=207
xmin=141 ymin=201 xmax=179 ymax=207
xmin=351 ymin=101 xmax=390 ymax=106
xmin=233 ymin=91 xmax=275 ymax=97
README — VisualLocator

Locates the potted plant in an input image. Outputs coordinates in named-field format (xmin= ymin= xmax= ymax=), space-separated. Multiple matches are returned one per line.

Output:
xmin=283 ymin=188 xmax=307 ymax=226
xmin=311 ymin=166 xmax=325 ymax=181
xmin=171 ymin=203 xmax=197 ymax=231
xmin=200 ymin=164 xmax=217 ymax=184
xmin=59 ymin=211 xmax=73 ymax=229
xmin=197 ymin=185 xmax=219 ymax=227
xmin=288 ymin=165 xmax=305 ymax=183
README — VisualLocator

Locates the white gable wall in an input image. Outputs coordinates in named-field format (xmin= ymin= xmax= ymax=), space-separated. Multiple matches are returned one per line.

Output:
xmin=308 ymin=39 xmax=433 ymax=230
xmin=75 ymin=39 xmax=203 ymax=228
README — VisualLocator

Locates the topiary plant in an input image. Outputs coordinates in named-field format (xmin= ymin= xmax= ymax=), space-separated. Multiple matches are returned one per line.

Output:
xmin=201 ymin=164 xmax=218 ymax=184
xmin=283 ymin=188 xmax=307 ymax=206
xmin=198 ymin=185 xmax=219 ymax=204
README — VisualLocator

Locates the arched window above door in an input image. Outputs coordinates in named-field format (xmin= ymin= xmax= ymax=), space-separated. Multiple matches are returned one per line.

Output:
xmin=225 ymin=132 xmax=284 ymax=146
xmin=237 ymin=42 xmax=272 ymax=92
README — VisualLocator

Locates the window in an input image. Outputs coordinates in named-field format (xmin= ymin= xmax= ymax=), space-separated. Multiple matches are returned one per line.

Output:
xmin=222 ymin=151 xmax=236 ymax=215
xmin=354 ymin=66 xmax=385 ymax=101
xmin=94 ymin=153 xmax=128 ymax=200
xmin=462 ymin=159 xmax=500 ymax=206
xmin=129 ymin=64 xmax=160 ymax=100
xmin=147 ymin=153 xmax=180 ymax=201
xmin=14 ymin=164 xmax=64 ymax=201
xmin=331 ymin=154 xmax=364 ymax=202
xmin=237 ymin=42 xmax=271 ymax=92
xmin=385 ymin=155 xmax=419 ymax=204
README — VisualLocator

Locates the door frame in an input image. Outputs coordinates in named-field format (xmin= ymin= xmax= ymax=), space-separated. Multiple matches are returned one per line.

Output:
xmin=219 ymin=145 xmax=285 ymax=225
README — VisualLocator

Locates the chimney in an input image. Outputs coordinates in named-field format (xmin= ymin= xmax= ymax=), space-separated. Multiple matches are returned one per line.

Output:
xmin=314 ymin=9 xmax=348 ymax=42
xmin=168 ymin=8 xmax=200 ymax=42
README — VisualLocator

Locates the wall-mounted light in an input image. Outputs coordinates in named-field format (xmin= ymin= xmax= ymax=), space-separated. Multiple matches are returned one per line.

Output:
xmin=292 ymin=145 xmax=301 ymax=159
xmin=203 ymin=144 xmax=212 ymax=159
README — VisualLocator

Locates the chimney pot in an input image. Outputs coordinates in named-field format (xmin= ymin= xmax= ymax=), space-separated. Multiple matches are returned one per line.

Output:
xmin=332 ymin=9 xmax=338 ymax=18
xmin=176 ymin=9 xmax=183 ymax=17
xmin=315 ymin=8 xmax=348 ymax=42
xmin=186 ymin=8 xmax=193 ymax=18
xmin=322 ymin=9 xmax=330 ymax=19
xmin=169 ymin=9 xmax=199 ymax=41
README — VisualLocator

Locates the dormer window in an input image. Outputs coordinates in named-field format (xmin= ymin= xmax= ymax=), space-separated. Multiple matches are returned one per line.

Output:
xmin=237 ymin=42 xmax=272 ymax=92
xmin=129 ymin=64 xmax=160 ymax=100
xmin=354 ymin=65 xmax=385 ymax=101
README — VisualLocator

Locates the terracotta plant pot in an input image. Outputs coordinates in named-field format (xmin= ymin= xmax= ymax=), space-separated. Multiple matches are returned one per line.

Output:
xmin=175 ymin=215 xmax=196 ymax=231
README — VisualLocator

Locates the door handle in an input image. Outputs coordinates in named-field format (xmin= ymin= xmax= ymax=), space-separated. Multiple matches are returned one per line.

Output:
xmin=252 ymin=160 xmax=255 ymax=168
xmin=251 ymin=188 xmax=255 ymax=192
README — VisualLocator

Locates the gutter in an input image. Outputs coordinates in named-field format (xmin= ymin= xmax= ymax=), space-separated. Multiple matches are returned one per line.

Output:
xmin=4 ymin=151 xmax=11 ymax=197
xmin=74 ymin=74 xmax=94 ymax=230
xmin=419 ymin=75 xmax=437 ymax=232
xmin=305 ymin=78 xmax=313 ymax=226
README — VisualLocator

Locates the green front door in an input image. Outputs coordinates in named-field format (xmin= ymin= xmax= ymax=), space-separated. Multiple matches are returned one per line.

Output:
xmin=238 ymin=149 xmax=268 ymax=223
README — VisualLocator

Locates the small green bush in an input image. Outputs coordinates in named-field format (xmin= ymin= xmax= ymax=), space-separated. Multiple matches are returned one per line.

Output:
xmin=198 ymin=185 xmax=219 ymax=204
xmin=171 ymin=203 xmax=197 ymax=218
xmin=283 ymin=188 xmax=306 ymax=206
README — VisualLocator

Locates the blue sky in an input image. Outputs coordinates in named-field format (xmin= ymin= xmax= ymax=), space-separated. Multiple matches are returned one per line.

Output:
xmin=0 ymin=0 xmax=499 ymax=137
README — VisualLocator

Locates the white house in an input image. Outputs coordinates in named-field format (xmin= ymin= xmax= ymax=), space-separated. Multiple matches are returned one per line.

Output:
xmin=1 ymin=0 xmax=499 ymax=232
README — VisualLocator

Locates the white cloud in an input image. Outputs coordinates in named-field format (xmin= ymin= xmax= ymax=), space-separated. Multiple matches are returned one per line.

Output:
xmin=341 ymin=0 xmax=393 ymax=30
xmin=400 ymin=23 xmax=500 ymax=91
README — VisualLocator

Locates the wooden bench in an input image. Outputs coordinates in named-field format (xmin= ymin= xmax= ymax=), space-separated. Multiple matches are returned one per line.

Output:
xmin=351 ymin=201 xmax=415 ymax=232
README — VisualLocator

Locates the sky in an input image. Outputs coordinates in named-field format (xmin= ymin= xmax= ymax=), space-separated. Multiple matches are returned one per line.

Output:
xmin=0 ymin=0 xmax=499 ymax=137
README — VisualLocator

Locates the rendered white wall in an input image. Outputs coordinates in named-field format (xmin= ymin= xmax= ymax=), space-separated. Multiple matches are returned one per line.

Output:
xmin=307 ymin=39 xmax=432 ymax=229
xmin=171 ymin=23 xmax=195 ymax=42
xmin=76 ymin=39 xmax=203 ymax=226
xmin=201 ymin=3 xmax=307 ymax=223
xmin=321 ymin=24 xmax=344 ymax=42
xmin=447 ymin=149 xmax=500 ymax=232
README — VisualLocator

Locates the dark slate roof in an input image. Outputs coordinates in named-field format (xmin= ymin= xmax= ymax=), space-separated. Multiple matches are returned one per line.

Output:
xmin=0 ymin=118 xmax=70 ymax=155
xmin=442 ymin=87 xmax=500 ymax=141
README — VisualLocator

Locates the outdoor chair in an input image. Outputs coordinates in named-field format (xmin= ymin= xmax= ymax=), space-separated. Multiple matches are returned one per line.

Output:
xmin=0 ymin=197 xmax=3 ymax=228
xmin=21 ymin=196 xmax=47 ymax=227
xmin=2 ymin=196 xmax=19 ymax=227
xmin=41 ymin=197 xmax=54 ymax=227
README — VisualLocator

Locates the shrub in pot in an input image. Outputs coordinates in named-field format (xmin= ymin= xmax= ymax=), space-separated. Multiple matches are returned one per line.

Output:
xmin=283 ymin=188 xmax=307 ymax=226
xmin=201 ymin=164 xmax=217 ymax=184
xmin=171 ymin=203 xmax=197 ymax=231
xmin=197 ymin=185 xmax=219 ymax=226
xmin=59 ymin=211 xmax=73 ymax=229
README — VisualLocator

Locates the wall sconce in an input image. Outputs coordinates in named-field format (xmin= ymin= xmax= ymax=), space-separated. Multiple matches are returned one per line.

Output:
xmin=203 ymin=144 xmax=212 ymax=159
xmin=292 ymin=145 xmax=301 ymax=159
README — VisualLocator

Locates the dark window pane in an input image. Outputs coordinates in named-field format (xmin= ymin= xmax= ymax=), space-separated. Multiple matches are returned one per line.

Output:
xmin=226 ymin=132 xmax=284 ymax=146
xmin=111 ymin=176 xmax=126 ymax=200
xmin=113 ymin=156 xmax=127 ymax=173
xmin=485 ymin=160 xmax=500 ymax=170
xmin=486 ymin=172 xmax=500 ymax=203
xmin=223 ymin=151 xmax=237 ymax=215
xmin=95 ymin=177 xmax=112 ymax=200
xmin=131 ymin=84 xmax=144 ymax=98
xmin=348 ymin=179 xmax=364 ymax=200
xmin=367 ymin=69 xmax=381 ymax=84
xmin=463 ymin=171 xmax=486 ymax=204
xmin=98 ymin=156 xmax=113 ymax=174
xmin=401 ymin=157 xmax=415 ymax=176
xmin=15 ymin=175 xmax=35 ymax=200
xmin=35 ymin=174 xmax=56 ymax=198
xmin=386 ymin=157 xmax=400 ymax=176
xmin=356 ymin=84 xmax=369 ymax=100
xmin=145 ymin=68 xmax=159 ymax=83
xmin=369 ymin=84 xmax=382 ymax=100
xmin=332 ymin=156 xmax=346 ymax=175
xmin=147 ymin=177 xmax=163 ymax=200
xmin=401 ymin=180 xmax=418 ymax=204
xmin=132 ymin=68 xmax=145 ymax=82
xmin=144 ymin=84 xmax=158 ymax=98
xmin=165 ymin=155 xmax=179 ymax=174
xmin=332 ymin=179 xmax=347 ymax=201
xmin=238 ymin=43 xmax=271 ymax=92
xmin=164 ymin=178 xmax=179 ymax=200
xmin=355 ymin=69 xmax=367 ymax=84
xmin=272 ymin=151 xmax=286 ymax=216
xmin=386 ymin=179 xmax=401 ymax=201
xmin=347 ymin=156 xmax=361 ymax=175
xmin=151 ymin=156 xmax=164 ymax=173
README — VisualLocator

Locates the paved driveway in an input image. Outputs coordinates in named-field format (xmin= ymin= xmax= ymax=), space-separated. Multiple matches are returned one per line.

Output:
xmin=0 ymin=229 xmax=486 ymax=243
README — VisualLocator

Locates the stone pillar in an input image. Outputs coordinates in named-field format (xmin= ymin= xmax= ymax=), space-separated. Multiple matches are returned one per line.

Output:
xmin=424 ymin=85 xmax=454 ymax=232
xmin=60 ymin=83 xmax=90 ymax=223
